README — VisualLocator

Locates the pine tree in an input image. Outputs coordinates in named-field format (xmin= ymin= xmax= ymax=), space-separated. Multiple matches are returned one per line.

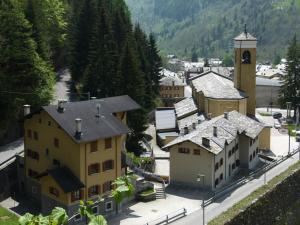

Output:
xmin=0 ymin=0 xmax=54 ymax=133
xmin=148 ymin=33 xmax=162 ymax=96
xmin=280 ymin=35 xmax=300 ymax=116
xmin=121 ymin=39 xmax=147 ymax=156
xmin=69 ymin=0 xmax=96 ymax=82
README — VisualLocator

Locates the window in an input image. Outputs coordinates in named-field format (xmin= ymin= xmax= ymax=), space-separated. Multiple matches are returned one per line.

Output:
xmin=178 ymin=148 xmax=190 ymax=154
xmin=27 ymin=149 xmax=39 ymax=161
xmin=88 ymin=163 xmax=100 ymax=175
xmin=250 ymin=155 xmax=253 ymax=161
xmin=48 ymin=121 xmax=51 ymax=126
xmin=256 ymin=147 xmax=259 ymax=154
xmin=253 ymin=151 xmax=256 ymax=158
xmin=45 ymin=148 xmax=49 ymax=156
xmin=54 ymin=138 xmax=59 ymax=148
xmin=28 ymin=169 xmax=38 ymax=178
xmin=105 ymin=201 xmax=113 ymax=212
xmin=242 ymin=50 xmax=251 ymax=64
xmin=33 ymin=131 xmax=38 ymax=140
xmin=232 ymin=163 xmax=236 ymax=170
xmin=236 ymin=159 xmax=240 ymax=167
xmin=71 ymin=190 xmax=83 ymax=202
xmin=27 ymin=129 xmax=32 ymax=139
xmin=38 ymin=118 xmax=42 ymax=124
xmin=215 ymin=162 xmax=219 ymax=171
xmin=105 ymin=138 xmax=112 ymax=149
xmin=53 ymin=159 xmax=60 ymax=166
xmin=220 ymin=158 xmax=223 ymax=166
xmin=228 ymin=150 xmax=232 ymax=158
xmin=92 ymin=206 xmax=99 ymax=215
xmin=103 ymin=181 xmax=112 ymax=193
xmin=88 ymin=185 xmax=100 ymax=197
xmin=32 ymin=186 xmax=37 ymax=194
xmin=215 ymin=178 xmax=219 ymax=187
xmin=49 ymin=187 xmax=59 ymax=197
xmin=193 ymin=149 xmax=201 ymax=155
xmin=220 ymin=173 xmax=223 ymax=181
xmin=103 ymin=160 xmax=114 ymax=171
xmin=91 ymin=141 xmax=98 ymax=152
xmin=235 ymin=143 xmax=239 ymax=151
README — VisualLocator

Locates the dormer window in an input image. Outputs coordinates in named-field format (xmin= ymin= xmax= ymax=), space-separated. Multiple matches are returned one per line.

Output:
xmin=242 ymin=51 xmax=251 ymax=64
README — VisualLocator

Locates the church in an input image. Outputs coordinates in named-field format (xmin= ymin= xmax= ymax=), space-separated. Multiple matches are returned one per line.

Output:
xmin=162 ymin=30 xmax=272 ymax=189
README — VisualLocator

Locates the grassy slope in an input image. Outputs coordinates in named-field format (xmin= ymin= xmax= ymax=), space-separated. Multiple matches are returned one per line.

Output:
xmin=0 ymin=207 xmax=19 ymax=225
xmin=126 ymin=0 xmax=300 ymax=60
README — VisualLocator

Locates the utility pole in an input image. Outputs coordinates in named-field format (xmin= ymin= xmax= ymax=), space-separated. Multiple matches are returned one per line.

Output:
xmin=197 ymin=174 xmax=205 ymax=225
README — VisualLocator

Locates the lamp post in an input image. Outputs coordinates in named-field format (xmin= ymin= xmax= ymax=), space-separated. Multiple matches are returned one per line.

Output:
xmin=287 ymin=102 xmax=292 ymax=156
xmin=197 ymin=174 xmax=205 ymax=225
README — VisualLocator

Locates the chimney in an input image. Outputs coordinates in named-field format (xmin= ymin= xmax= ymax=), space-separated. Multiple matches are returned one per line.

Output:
xmin=207 ymin=113 xmax=212 ymax=120
xmin=57 ymin=99 xmax=66 ymax=113
xmin=75 ymin=118 xmax=82 ymax=135
xmin=224 ymin=112 xmax=228 ymax=119
xmin=213 ymin=126 xmax=217 ymax=137
xmin=184 ymin=125 xmax=189 ymax=135
xmin=202 ymin=137 xmax=210 ymax=148
xmin=24 ymin=105 xmax=30 ymax=116
xmin=192 ymin=122 xmax=196 ymax=130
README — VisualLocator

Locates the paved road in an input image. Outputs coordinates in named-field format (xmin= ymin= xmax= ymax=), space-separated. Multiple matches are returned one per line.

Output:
xmin=0 ymin=70 xmax=71 ymax=164
xmin=172 ymin=154 xmax=300 ymax=225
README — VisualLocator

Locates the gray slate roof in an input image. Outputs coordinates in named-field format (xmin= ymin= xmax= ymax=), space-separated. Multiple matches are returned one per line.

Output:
xmin=174 ymin=98 xmax=198 ymax=119
xmin=42 ymin=95 xmax=140 ymax=143
xmin=234 ymin=32 xmax=257 ymax=41
xmin=48 ymin=167 xmax=85 ymax=193
xmin=191 ymin=71 xmax=247 ymax=99
xmin=164 ymin=111 xmax=265 ymax=155
xmin=177 ymin=113 xmax=205 ymax=130
xmin=160 ymin=76 xmax=185 ymax=86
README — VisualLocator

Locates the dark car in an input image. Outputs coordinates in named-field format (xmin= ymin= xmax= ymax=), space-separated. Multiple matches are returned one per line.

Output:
xmin=273 ymin=112 xmax=282 ymax=119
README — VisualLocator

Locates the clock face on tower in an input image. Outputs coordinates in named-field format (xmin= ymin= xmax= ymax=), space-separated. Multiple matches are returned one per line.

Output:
xmin=242 ymin=50 xmax=251 ymax=64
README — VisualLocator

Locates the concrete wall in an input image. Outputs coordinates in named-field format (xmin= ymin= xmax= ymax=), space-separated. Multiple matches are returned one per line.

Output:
xmin=169 ymin=141 xmax=213 ymax=188
xmin=239 ymin=135 xmax=250 ymax=168
xmin=256 ymin=85 xmax=280 ymax=108
xmin=204 ymin=98 xmax=246 ymax=118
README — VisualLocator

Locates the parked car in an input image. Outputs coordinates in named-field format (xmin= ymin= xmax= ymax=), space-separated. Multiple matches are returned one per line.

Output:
xmin=274 ymin=121 xmax=281 ymax=129
xmin=273 ymin=112 xmax=282 ymax=119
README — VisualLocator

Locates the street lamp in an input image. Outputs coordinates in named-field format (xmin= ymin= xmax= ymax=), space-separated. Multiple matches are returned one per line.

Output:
xmin=287 ymin=102 xmax=292 ymax=120
xmin=287 ymin=102 xmax=292 ymax=156
xmin=197 ymin=174 xmax=205 ymax=225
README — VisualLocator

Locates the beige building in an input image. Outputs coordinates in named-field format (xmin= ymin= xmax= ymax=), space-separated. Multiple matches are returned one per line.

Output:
xmin=159 ymin=76 xmax=185 ymax=99
xmin=163 ymin=111 xmax=265 ymax=189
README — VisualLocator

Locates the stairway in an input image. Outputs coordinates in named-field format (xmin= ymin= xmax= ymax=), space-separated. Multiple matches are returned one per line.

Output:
xmin=155 ymin=186 xmax=166 ymax=199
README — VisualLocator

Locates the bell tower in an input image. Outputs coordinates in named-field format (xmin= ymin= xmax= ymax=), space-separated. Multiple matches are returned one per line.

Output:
xmin=234 ymin=26 xmax=257 ymax=116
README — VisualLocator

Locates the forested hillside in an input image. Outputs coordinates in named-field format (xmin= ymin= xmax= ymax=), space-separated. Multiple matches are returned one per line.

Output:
xmin=126 ymin=0 xmax=300 ymax=60
xmin=0 ymin=0 xmax=162 ymax=153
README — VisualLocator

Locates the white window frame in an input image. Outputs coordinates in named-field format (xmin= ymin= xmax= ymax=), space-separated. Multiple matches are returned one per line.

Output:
xmin=92 ymin=205 xmax=99 ymax=215
xmin=32 ymin=186 xmax=37 ymax=194
xmin=105 ymin=201 xmax=113 ymax=212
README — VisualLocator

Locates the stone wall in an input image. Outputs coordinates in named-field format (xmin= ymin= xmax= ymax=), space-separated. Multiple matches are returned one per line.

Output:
xmin=225 ymin=169 xmax=300 ymax=225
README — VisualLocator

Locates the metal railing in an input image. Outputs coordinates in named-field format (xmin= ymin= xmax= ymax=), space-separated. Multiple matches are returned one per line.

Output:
xmin=204 ymin=147 xmax=300 ymax=207
xmin=0 ymin=151 xmax=24 ymax=171
xmin=144 ymin=208 xmax=187 ymax=225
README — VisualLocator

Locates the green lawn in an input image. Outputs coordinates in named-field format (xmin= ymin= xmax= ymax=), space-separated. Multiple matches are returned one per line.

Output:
xmin=208 ymin=161 xmax=300 ymax=225
xmin=0 ymin=207 xmax=19 ymax=225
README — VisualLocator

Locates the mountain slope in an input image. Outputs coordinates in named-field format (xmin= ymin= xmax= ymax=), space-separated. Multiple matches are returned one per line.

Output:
xmin=126 ymin=0 xmax=300 ymax=60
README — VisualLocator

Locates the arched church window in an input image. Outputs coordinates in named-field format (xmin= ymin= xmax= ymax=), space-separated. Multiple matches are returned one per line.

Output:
xmin=242 ymin=50 xmax=251 ymax=64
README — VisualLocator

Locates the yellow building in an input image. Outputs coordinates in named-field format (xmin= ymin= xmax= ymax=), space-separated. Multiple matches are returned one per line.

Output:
xmin=23 ymin=95 xmax=140 ymax=222
xmin=159 ymin=76 xmax=185 ymax=99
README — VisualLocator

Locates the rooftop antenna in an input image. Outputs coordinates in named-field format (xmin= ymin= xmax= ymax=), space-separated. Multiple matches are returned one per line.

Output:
xmin=244 ymin=24 xmax=248 ymax=38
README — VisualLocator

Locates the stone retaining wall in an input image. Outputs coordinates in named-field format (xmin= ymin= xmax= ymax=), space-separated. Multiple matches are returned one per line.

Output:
xmin=225 ymin=168 xmax=300 ymax=225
